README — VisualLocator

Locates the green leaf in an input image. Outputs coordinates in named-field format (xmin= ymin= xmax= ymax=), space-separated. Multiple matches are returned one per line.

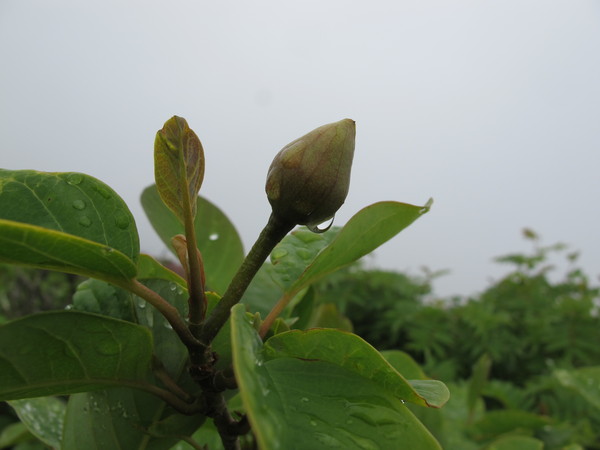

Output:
xmin=269 ymin=228 xmax=339 ymax=290
xmin=0 ymin=169 xmax=139 ymax=261
xmin=0 ymin=311 xmax=153 ymax=401
xmin=0 ymin=220 xmax=137 ymax=282
xmin=141 ymin=184 xmax=244 ymax=294
xmin=154 ymin=116 xmax=205 ymax=223
xmin=133 ymin=279 xmax=189 ymax=375
xmin=65 ymin=279 xmax=207 ymax=450
xmin=136 ymin=254 xmax=186 ymax=288
xmin=241 ymin=228 xmax=338 ymax=316
xmin=555 ymin=367 xmax=600 ymax=410
xmin=62 ymin=388 xmax=204 ymax=450
xmin=469 ymin=410 xmax=550 ymax=441
xmin=381 ymin=350 xmax=428 ymax=380
xmin=0 ymin=169 xmax=139 ymax=282
xmin=264 ymin=328 xmax=449 ymax=408
xmin=9 ymin=397 xmax=65 ymax=449
xmin=287 ymin=200 xmax=432 ymax=296
xmin=72 ymin=279 xmax=137 ymax=321
xmin=230 ymin=304 xmax=442 ymax=449
xmin=304 ymin=303 xmax=353 ymax=331
xmin=0 ymin=422 xmax=33 ymax=448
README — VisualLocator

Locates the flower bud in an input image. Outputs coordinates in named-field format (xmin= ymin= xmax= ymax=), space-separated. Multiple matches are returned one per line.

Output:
xmin=265 ymin=119 xmax=355 ymax=230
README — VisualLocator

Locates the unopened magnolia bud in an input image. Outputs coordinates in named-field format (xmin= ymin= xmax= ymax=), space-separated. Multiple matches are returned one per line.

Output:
xmin=265 ymin=119 xmax=355 ymax=229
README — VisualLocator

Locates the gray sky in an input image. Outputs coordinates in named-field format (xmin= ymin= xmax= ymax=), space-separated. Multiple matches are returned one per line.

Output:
xmin=1 ymin=1 xmax=599 ymax=297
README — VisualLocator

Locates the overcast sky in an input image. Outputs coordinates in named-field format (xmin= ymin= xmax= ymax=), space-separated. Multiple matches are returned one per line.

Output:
xmin=1 ymin=1 xmax=599 ymax=297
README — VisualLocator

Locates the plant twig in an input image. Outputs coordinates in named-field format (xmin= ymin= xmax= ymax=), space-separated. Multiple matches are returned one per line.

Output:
xmin=182 ymin=203 xmax=206 ymax=326
xmin=259 ymin=291 xmax=294 ymax=338
xmin=122 ymin=380 xmax=205 ymax=415
xmin=200 ymin=213 xmax=294 ymax=344
xmin=152 ymin=356 xmax=193 ymax=402
xmin=120 ymin=279 xmax=202 ymax=352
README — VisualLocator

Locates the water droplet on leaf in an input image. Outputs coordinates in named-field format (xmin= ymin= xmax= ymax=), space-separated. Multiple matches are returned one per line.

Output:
xmin=67 ymin=173 xmax=83 ymax=185
xmin=208 ymin=233 xmax=219 ymax=241
xmin=95 ymin=186 xmax=112 ymax=200
xmin=78 ymin=216 xmax=92 ymax=227
xmin=296 ymin=248 xmax=312 ymax=260
xmin=114 ymin=213 xmax=129 ymax=229
xmin=72 ymin=200 xmax=86 ymax=210
xmin=271 ymin=248 xmax=288 ymax=260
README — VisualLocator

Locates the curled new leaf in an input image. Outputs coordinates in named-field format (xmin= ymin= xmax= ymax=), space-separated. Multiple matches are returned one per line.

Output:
xmin=154 ymin=116 xmax=205 ymax=223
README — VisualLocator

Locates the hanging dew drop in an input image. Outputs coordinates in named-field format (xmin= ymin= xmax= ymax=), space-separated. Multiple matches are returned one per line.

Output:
xmin=307 ymin=215 xmax=334 ymax=233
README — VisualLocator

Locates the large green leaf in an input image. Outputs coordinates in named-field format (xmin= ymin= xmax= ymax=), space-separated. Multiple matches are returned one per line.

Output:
xmin=72 ymin=277 xmax=190 ymax=378
xmin=141 ymin=184 xmax=244 ymax=294
xmin=64 ymin=278 xmax=207 ymax=449
xmin=0 ymin=220 xmax=137 ymax=282
xmin=287 ymin=200 xmax=432 ymax=296
xmin=380 ymin=350 xmax=428 ymax=380
xmin=10 ymin=397 xmax=65 ymax=449
xmin=269 ymin=228 xmax=339 ymax=290
xmin=0 ymin=169 xmax=139 ymax=281
xmin=245 ymin=201 xmax=431 ymax=325
xmin=0 ymin=169 xmax=139 ymax=260
xmin=264 ymin=329 xmax=449 ymax=408
xmin=73 ymin=278 xmax=137 ymax=322
xmin=241 ymin=229 xmax=338 ymax=316
xmin=136 ymin=253 xmax=186 ymax=288
xmin=62 ymin=388 xmax=204 ymax=450
xmin=230 ymin=304 xmax=441 ymax=449
xmin=0 ymin=311 xmax=153 ymax=401
xmin=154 ymin=116 xmax=205 ymax=223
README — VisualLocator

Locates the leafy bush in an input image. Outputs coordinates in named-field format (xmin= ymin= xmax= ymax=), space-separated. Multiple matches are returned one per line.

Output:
xmin=314 ymin=229 xmax=600 ymax=449
xmin=0 ymin=117 xmax=447 ymax=449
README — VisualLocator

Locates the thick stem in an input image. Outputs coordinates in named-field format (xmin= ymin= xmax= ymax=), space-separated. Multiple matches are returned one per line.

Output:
xmin=121 ymin=380 xmax=204 ymax=415
xmin=206 ymin=391 xmax=249 ymax=450
xmin=200 ymin=213 xmax=294 ymax=344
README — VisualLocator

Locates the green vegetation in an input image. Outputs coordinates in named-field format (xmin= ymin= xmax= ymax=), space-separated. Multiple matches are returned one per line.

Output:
xmin=0 ymin=117 xmax=446 ymax=449
xmin=2 ymin=114 xmax=597 ymax=449
xmin=311 ymin=229 xmax=600 ymax=449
